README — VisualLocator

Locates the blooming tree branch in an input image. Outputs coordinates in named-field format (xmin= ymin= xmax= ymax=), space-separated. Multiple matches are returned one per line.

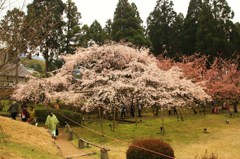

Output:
xmin=12 ymin=44 xmax=211 ymax=110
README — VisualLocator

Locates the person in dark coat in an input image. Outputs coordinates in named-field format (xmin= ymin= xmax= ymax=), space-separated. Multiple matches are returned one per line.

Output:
xmin=130 ymin=104 xmax=135 ymax=117
xmin=233 ymin=101 xmax=238 ymax=113
xmin=8 ymin=101 xmax=19 ymax=120
xmin=120 ymin=102 xmax=126 ymax=118
xmin=173 ymin=106 xmax=178 ymax=115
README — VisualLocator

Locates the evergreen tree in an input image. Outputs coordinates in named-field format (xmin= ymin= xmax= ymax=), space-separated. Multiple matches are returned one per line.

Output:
xmin=171 ymin=13 xmax=184 ymax=58
xmin=196 ymin=0 xmax=234 ymax=58
xmin=89 ymin=20 xmax=106 ymax=45
xmin=104 ymin=19 xmax=112 ymax=40
xmin=196 ymin=1 xmax=217 ymax=57
xmin=182 ymin=0 xmax=202 ymax=55
xmin=62 ymin=0 xmax=81 ymax=54
xmin=25 ymin=0 xmax=65 ymax=76
xmin=112 ymin=0 xmax=148 ymax=47
xmin=79 ymin=24 xmax=90 ymax=47
xmin=0 ymin=8 xmax=26 ymax=63
xmin=230 ymin=22 xmax=240 ymax=53
xmin=147 ymin=0 xmax=178 ymax=57
xmin=211 ymin=0 xmax=234 ymax=58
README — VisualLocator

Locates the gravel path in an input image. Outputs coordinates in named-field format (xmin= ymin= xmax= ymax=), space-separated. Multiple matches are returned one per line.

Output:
xmin=55 ymin=129 xmax=96 ymax=159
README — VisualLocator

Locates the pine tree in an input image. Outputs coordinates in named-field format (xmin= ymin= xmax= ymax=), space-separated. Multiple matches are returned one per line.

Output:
xmin=196 ymin=1 xmax=217 ymax=57
xmin=182 ymin=0 xmax=202 ymax=55
xmin=104 ymin=19 xmax=112 ymax=40
xmin=25 ymin=0 xmax=65 ymax=76
xmin=61 ymin=0 xmax=81 ymax=54
xmin=0 ymin=8 xmax=26 ymax=63
xmin=196 ymin=0 xmax=234 ymax=58
xmin=171 ymin=13 xmax=184 ymax=58
xmin=79 ymin=24 xmax=90 ymax=47
xmin=211 ymin=0 xmax=234 ymax=58
xmin=147 ymin=0 xmax=178 ymax=57
xmin=112 ymin=0 xmax=148 ymax=47
xmin=89 ymin=20 xmax=106 ymax=45
xmin=230 ymin=22 xmax=240 ymax=53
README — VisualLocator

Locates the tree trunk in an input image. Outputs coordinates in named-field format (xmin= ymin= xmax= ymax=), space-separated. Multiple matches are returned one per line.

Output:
xmin=45 ymin=48 xmax=49 ymax=77
xmin=98 ymin=106 xmax=104 ymax=135
xmin=135 ymin=98 xmax=138 ymax=125
xmin=160 ymin=106 xmax=165 ymax=134
xmin=113 ymin=105 xmax=116 ymax=132
xmin=179 ymin=107 xmax=184 ymax=122
xmin=15 ymin=60 xmax=19 ymax=85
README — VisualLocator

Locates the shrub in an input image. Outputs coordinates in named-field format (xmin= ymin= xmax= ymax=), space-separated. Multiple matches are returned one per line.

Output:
xmin=126 ymin=138 xmax=174 ymax=159
xmin=0 ymin=103 xmax=4 ymax=111
xmin=0 ymin=100 xmax=11 ymax=112
xmin=35 ymin=107 xmax=82 ymax=126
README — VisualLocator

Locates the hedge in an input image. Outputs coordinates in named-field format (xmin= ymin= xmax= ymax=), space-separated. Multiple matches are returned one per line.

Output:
xmin=126 ymin=138 xmax=174 ymax=159
xmin=35 ymin=107 xmax=82 ymax=126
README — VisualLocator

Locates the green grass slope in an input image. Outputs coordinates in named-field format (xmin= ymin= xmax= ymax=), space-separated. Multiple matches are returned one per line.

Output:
xmin=0 ymin=116 xmax=62 ymax=159
xmin=72 ymin=111 xmax=240 ymax=159
xmin=21 ymin=58 xmax=45 ymax=74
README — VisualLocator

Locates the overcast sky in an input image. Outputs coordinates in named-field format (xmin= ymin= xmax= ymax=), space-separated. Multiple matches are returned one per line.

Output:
xmin=3 ymin=0 xmax=240 ymax=27
xmin=71 ymin=0 xmax=240 ymax=27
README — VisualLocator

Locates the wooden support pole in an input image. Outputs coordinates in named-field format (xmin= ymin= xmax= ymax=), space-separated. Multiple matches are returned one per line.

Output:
xmin=100 ymin=148 xmax=109 ymax=159
xmin=98 ymin=106 xmax=104 ymax=135
xmin=160 ymin=106 xmax=165 ymax=134
xmin=113 ymin=105 xmax=116 ymax=132
xmin=78 ymin=139 xmax=85 ymax=149
xmin=68 ymin=131 xmax=73 ymax=140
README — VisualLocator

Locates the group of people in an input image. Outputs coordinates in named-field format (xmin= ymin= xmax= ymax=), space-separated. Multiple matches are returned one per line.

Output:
xmin=120 ymin=101 xmax=143 ymax=118
xmin=212 ymin=100 xmax=239 ymax=114
xmin=8 ymin=101 xmax=60 ymax=140
xmin=7 ymin=101 xmax=36 ymax=124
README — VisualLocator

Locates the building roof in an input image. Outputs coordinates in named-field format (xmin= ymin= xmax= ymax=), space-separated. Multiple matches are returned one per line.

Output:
xmin=0 ymin=63 xmax=32 ymax=77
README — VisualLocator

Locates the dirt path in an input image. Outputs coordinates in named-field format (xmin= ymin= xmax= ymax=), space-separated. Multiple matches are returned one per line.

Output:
xmin=55 ymin=129 xmax=96 ymax=159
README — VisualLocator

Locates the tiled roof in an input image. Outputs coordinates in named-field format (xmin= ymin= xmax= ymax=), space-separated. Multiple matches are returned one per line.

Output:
xmin=0 ymin=63 xmax=31 ymax=77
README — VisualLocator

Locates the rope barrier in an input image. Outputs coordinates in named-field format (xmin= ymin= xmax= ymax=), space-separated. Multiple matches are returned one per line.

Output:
xmin=57 ymin=112 xmax=175 ymax=159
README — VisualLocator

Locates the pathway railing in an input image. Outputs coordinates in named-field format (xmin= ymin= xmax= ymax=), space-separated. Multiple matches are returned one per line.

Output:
xmin=64 ymin=121 xmax=110 ymax=159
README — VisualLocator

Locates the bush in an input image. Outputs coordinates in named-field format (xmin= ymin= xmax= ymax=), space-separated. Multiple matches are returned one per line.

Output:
xmin=0 ymin=103 xmax=4 ymax=111
xmin=126 ymin=138 xmax=174 ymax=159
xmin=35 ymin=107 xmax=82 ymax=126
xmin=1 ymin=100 xmax=11 ymax=112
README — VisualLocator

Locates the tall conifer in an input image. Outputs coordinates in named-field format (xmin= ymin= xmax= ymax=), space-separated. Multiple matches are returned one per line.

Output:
xmin=112 ymin=0 xmax=148 ymax=47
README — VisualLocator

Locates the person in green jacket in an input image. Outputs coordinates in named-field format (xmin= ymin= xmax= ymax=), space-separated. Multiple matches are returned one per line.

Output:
xmin=45 ymin=111 xmax=59 ymax=139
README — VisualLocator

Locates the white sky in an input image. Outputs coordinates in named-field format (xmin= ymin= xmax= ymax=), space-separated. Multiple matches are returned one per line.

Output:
xmin=2 ymin=0 xmax=240 ymax=27
xmin=72 ymin=0 xmax=240 ymax=27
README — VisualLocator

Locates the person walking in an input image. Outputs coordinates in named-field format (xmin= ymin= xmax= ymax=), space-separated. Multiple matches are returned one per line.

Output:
xmin=45 ymin=111 xmax=59 ymax=139
xmin=28 ymin=106 xmax=36 ymax=124
xmin=8 ymin=101 xmax=19 ymax=120
xmin=233 ymin=100 xmax=238 ymax=113
xmin=21 ymin=105 xmax=30 ymax=122
xmin=120 ymin=102 xmax=126 ymax=118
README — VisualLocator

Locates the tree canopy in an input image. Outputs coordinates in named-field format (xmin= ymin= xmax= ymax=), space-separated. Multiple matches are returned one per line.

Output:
xmin=61 ymin=0 xmax=81 ymax=54
xmin=147 ymin=0 xmax=179 ymax=57
xmin=12 ymin=44 xmax=211 ymax=111
xmin=182 ymin=0 xmax=202 ymax=55
xmin=25 ymin=0 xmax=65 ymax=76
xmin=0 ymin=8 xmax=26 ymax=64
xmin=112 ymin=0 xmax=149 ymax=47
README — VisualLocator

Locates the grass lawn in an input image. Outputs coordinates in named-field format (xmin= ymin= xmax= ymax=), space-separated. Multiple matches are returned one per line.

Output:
xmin=70 ymin=110 xmax=240 ymax=159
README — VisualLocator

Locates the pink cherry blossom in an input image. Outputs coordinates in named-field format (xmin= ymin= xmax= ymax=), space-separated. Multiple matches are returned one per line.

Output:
xmin=12 ymin=44 xmax=212 ymax=110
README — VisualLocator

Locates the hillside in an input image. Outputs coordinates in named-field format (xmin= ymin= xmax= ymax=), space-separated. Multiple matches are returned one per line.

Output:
xmin=0 ymin=116 xmax=62 ymax=159
xmin=21 ymin=57 xmax=45 ymax=74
